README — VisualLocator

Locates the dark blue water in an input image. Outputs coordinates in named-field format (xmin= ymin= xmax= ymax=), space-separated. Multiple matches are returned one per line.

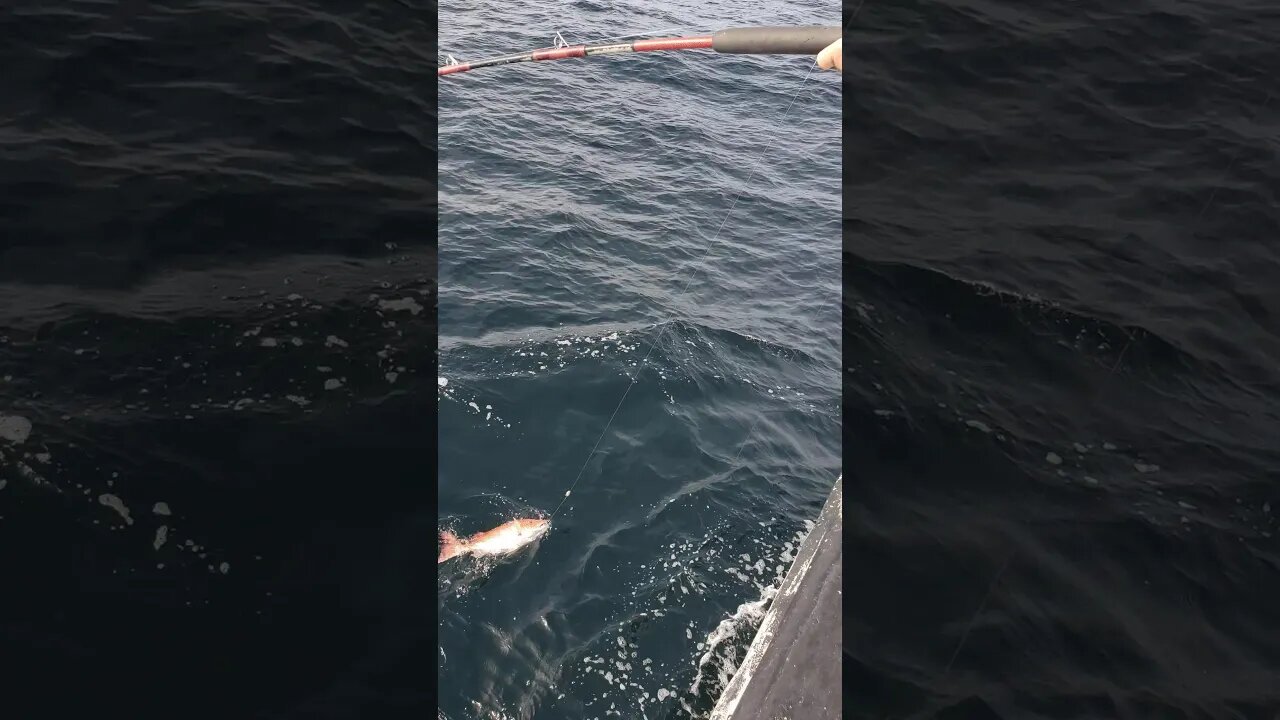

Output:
xmin=1 ymin=3 xmax=435 ymax=718
xmin=438 ymin=1 xmax=841 ymax=718
xmin=845 ymin=1 xmax=1280 ymax=719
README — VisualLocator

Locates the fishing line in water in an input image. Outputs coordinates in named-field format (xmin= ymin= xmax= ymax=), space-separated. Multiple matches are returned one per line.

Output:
xmin=547 ymin=59 xmax=828 ymax=521
xmin=543 ymin=12 xmax=856 ymax=522
xmin=437 ymin=18 xmax=846 ymax=527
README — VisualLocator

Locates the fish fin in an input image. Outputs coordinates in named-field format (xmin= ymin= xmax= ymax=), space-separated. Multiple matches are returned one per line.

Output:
xmin=438 ymin=530 xmax=465 ymax=564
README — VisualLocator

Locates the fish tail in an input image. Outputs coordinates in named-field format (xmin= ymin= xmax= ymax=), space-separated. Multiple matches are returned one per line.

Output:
xmin=438 ymin=530 xmax=466 ymax=564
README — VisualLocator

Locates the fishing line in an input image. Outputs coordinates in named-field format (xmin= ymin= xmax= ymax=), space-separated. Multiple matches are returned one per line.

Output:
xmin=437 ymin=18 xmax=846 ymax=525
xmin=548 ymin=59 xmax=831 ymax=521
xmin=941 ymin=551 xmax=1012 ymax=677
xmin=543 ymin=12 xmax=855 ymax=522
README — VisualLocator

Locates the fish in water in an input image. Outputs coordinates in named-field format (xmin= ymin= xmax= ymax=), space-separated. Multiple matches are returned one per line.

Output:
xmin=438 ymin=517 xmax=550 ymax=564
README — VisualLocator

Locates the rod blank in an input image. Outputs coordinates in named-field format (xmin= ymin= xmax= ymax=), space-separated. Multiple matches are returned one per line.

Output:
xmin=439 ymin=25 xmax=842 ymax=77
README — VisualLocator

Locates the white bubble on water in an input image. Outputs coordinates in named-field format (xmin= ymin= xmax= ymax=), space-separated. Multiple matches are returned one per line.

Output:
xmin=378 ymin=298 xmax=423 ymax=315
xmin=98 ymin=493 xmax=133 ymax=525
xmin=0 ymin=414 xmax=33 ymax=444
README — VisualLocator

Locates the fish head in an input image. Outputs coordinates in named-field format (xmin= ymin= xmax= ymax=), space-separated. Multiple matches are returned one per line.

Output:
xmin=514 ymin=518 xmax=550 ymax=538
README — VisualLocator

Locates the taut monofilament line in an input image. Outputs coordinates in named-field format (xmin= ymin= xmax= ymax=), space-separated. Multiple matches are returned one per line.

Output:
xmin=438 ymin=26 xmax=840 ymax=77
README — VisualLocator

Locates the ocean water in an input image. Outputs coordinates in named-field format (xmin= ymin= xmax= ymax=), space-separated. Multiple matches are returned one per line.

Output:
xmin=1 ymin=3 xmax=435 ymax=717
xmin=844 ymin=1 xmax=1280 ymax=719
xmin=6 ymin=0 xmax=1274 ymax=718
xmin=437 ymin=1 xmax=841 ymax=718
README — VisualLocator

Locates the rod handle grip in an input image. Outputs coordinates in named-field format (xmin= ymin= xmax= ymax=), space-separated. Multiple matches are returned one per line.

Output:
xmin=711 ymin=26 xmax=841 ymax=55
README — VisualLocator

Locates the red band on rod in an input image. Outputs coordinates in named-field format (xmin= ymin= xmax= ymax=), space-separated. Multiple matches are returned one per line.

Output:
xmin=532 ymin=46 xmax=588 ymax=61
xmin=633 ymin=36 xmax=713 ymax=52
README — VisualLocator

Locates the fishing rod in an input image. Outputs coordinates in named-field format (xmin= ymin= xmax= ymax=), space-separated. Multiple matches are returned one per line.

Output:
xmin=438 ymin=25 xmax=840 ymax=77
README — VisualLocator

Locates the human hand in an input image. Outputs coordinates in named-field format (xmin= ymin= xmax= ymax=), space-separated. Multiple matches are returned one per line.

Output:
xmin=816 ymin=37 xmax=842 ymax=72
